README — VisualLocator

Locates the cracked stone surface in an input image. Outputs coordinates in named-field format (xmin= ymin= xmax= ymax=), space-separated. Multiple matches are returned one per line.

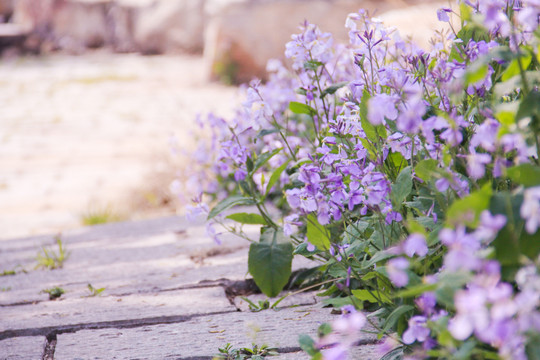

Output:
xmin=0 ymin=336 xmax=47 ymax=360
xmin=0 ymin=217 xmax=379 ymax=359
xmin=54 ymin=303 xmax=378 ymax=359
xmin=0 ymin=287 xmax=236 ymax=334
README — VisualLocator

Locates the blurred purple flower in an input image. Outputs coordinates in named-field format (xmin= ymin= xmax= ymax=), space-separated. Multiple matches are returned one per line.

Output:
xmin=404 ymin=233 xmax=428 ymax=257
xmin=367 ymin=93 xmax=398 ymax=125
xmin=521 ymin=186 xmax=540 ymax=234
xmin=387 ymin=257 xmax=409 ymax=287
xmin=437 ymin=8 xmax=451 ymax=22
xmin=402 ymin=316 xmax=430 ymax=344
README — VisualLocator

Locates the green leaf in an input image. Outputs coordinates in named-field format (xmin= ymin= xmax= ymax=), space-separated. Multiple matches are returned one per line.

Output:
xmin=351 ymin=289 xmax=379 ymax=303
xmin=252 ymin=148 xmax=282 ymax=174
xmin=304 ymin=60 xmax=323 ymax=71
xmin=446 ymin=183 xmax=492 ymax=227
xmin=362 ymin=250 xmax=394 ymax=269
xmin=388 ymin=152 xmax=406 ymax=173
xmin=207 ymin=195 xmax=256 ymax=220
xmin=256 ymin=128 xmax=280 ymax=139
xmin=321 ymin=296 xmax=354 ymax=308
xmin=465 ymin=62 xmax=489 ymax=85
xmin=457 ymin=23 xmax=490 ymax=45
xmin=415 ymin=159 xmax=438 ymax=182
xmin=248 ymin=227 xmax=293 ymax=297
xmin=289 ymin=101 xmax=316 ymax=115
xmin=226 ymin=212 xmax=267 ymax=225
xmin=516 ymin=90 xmax=540 ymax=121
xmin=391 ymin=166 xmax=412 ymax=210
xmin=293 ymin=242 xmax=319 ymax=256
xmin=501 ymin=54 xmax=532 ymax=82
xmin=382 ymin=305 xmax=415 ymax=333
xmin=459 ymin=2 xmax=472 ymax=21
xmin=298 ymin=334 xmax=318 ymax=356
xmin=435 ymin=271 xmax=471 ymax=307
xmin=526 ymin=334 xmax=540 ymax=360
xmin=490 ymin=192 xmax=540 ymax=265
xmin=394 ymin=283 xmax=438 ymax=298
xmin=506 ymin=164 xmax=540 ymax=187
xmin=358 ymin=92 xmax=379 ymax=143
xmin=306 ymin=214 xmax=330 ymax=250
xmin=265 ymin=159 xmax=290 ymax=196
xmin=352 ymin=289 xmax=391 ymax=304
xmin=320 ymin=81 xmax=349 ymax=98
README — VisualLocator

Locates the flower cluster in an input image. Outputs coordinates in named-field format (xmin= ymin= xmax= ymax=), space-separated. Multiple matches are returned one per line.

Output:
xmin=175 ymin=0 xmax=540 ymax=359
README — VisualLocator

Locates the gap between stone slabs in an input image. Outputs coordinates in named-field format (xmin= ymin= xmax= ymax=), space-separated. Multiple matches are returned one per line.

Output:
xmin=52 ymin=302 xmax=379 ymax=359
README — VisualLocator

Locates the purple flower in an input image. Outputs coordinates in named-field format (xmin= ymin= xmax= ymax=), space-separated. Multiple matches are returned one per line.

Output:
xmin=387 ymin=257 xmax=409 ymax=287
xmin=435 ymin=178 xmax=450 ymax=192
xmin=466 ymin=151 xmax=491 ymax=179
xmin=283 ymin=214 xmax=302 ymax=236
xmin=470 ymin=118 xmax=499 ymax=152
xmin=416 ymin=292 xmax=437 ymax=316
xmin=402 ymin=316 xmax=430 ymax=344
xmin=396 ymin=97 xmax=426 ymax=133
xmin=319 ymin=306 xmax=367 ymax=359
xmin=521 ymin=186 xmax=540 ymax=234
xmin=385 ymin=211 xmax=403 ymax=224
xmin=367 ymin=93 xmax=398 ymax=125
xmin=206 ymin=222 xmax=223 ymax=245
xmin=474 ymin=210 xmax=506 ymax=242
xmin=437 ymin=8 xmax=451 ymax=22
xmin=449 ymin=287 xmax=489 ymax=340
xmin=439 ymin=227 xmax=482 ymax=271
xmin=404 ymin=233 xmax=428 ymax=257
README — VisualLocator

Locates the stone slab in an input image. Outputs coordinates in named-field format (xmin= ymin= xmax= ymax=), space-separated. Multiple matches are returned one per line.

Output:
xmin=0 ymin=222 xmax=254 ymax=305
xmin=55 ymin=303 xmax=377 ymax=359
xmin=278 ymin=345 xmax=380 ymax=360
xmin=0 ymin=336 xmax=46 ymax=360
xmin=0 ymin=218 xmax=315 ymax=305
xmin=0 ymin=287 xmax=235 ymax=335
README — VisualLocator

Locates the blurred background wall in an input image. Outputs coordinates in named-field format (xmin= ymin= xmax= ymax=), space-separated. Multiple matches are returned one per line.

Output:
xmin=1 ymin=0 xmax=448 ymax=83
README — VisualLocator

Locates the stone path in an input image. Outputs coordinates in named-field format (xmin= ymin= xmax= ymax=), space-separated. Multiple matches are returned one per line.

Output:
xmin=0 ymin=53 xmax=239 ymax=238
xmin=0 ymin=217 xmax=380 ymax=359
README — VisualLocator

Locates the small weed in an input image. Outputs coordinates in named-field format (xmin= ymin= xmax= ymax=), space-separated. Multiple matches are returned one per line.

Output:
xmin=36 ymin=235 xmax=70 ymax=270
xmin=0 ymin=270 xmax=16 ymax=276
xmin=240 ymin=295 xmax=287 ymax=312
xmin=214 ymin=343 xmax=278 ymax=360
xmin=1 ymin=287 xmax=11 ymax=292
xmin=41 ymin=287 xmax=65 ymax=300
xmin=85 ymin=283 xmax=105 ymax=297
xmin=80 ymin=206 xmax=123 ymax=226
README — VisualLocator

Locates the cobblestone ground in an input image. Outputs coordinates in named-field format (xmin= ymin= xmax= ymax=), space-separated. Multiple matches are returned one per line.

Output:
xmin=0 ymin=217 xmax=380 ymax=359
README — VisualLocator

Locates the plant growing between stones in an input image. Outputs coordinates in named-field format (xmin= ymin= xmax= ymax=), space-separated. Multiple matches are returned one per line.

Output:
xmin=0 ymin=269 xmax=16 ymax=276
xmin=80 ymin=206 xmax=123 ymax=226
xmin=85 ymin=283 xmax=105 ymax=297
xmin=179 ymin=1 xmax=540 ymax=359
xmin=41 ymin=287 xmax=65 ymax=300
xmin=36 ymin=235 xmax=70 ymax=270
xmin=213 ymin=343 xmax=278 ymax=360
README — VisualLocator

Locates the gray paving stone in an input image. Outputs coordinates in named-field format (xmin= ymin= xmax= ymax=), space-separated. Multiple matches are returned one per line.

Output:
xmin=0 ymin=287 xmax=235 ymax=334
xmin=0 ymin=221 xmax=315 ymax=306
xmin=55 ymin=303 xmax=377 ymax=359
xmin=0 ymin=226 xmax=252 ymax=305
xmin=0 ymin=336 xmax=46 ymax=360
xmin=277 ymin=344 xmax=381 ymax=360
